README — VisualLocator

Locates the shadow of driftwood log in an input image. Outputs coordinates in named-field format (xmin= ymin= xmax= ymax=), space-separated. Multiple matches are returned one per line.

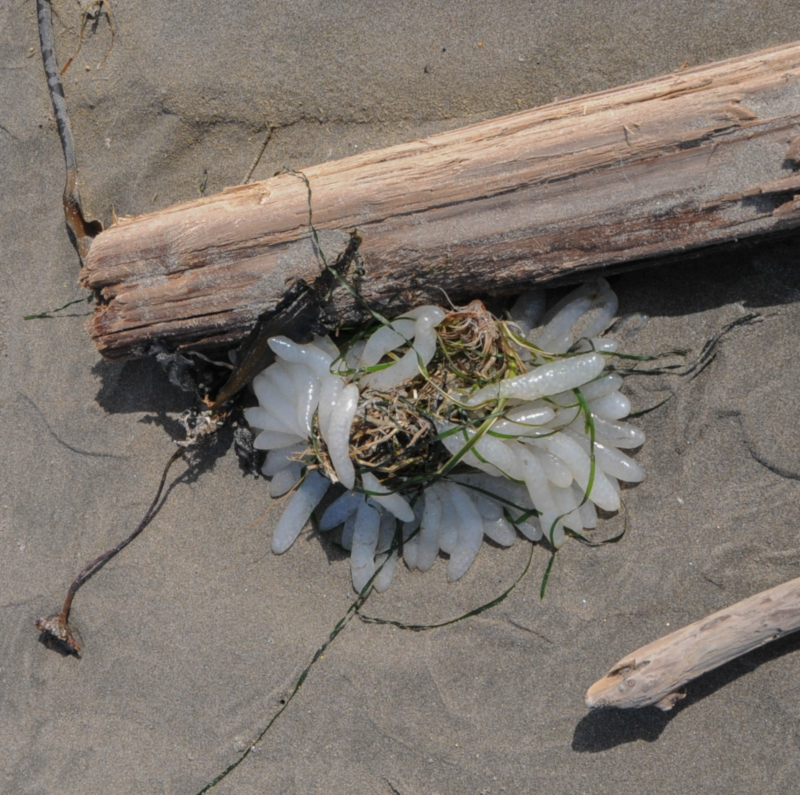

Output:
xmin=572 ymin=629 xmax=800 ymax=752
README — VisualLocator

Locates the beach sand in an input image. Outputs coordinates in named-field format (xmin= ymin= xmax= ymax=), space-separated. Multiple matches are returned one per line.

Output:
xmin=4 ymin=2 xmax=800 ymax=793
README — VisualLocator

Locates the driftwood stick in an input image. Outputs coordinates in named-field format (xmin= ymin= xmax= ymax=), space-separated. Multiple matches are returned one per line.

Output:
xmin=81 ymin=41 xmax=800 ymax=360
xmin=585 ymin=576 xmax=800 ymax=711
xmin=37 ymin=0 xmax=102 ymax=263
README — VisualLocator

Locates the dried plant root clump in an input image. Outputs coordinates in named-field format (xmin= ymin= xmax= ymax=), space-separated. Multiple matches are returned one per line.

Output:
xmin=246 ymin=278 xmax=645 ymax=592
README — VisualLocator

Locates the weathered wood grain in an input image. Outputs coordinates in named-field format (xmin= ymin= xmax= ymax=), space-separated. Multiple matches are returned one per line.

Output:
xmin=81 ymin=41 xmax=800 ymax=359
xmin=585 ymin=575 xmax=800 ymax=710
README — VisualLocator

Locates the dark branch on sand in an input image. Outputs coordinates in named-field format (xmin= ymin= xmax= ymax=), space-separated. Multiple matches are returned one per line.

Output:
xmin=36 ymin=0 xmax=102 ymax=263
xmin=35 ymin=448 xmax=185 ymax=655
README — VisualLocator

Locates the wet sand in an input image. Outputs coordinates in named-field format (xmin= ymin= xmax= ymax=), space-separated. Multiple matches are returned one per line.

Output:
xmin=4 ymin=2 xmax=800 ymax=793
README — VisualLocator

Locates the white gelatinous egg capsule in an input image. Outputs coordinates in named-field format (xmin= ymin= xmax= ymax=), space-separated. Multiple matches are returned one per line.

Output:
xmin=319 ymin=490 xmax=363 ymax=531
xmin=263 ymin=362 xmax=296 ymax=401
xmin=254 ymin=430 xmax=307 ymax=450
xmin=343 ymin=339 xmax=367 ymax=372
xmin=547 ymin=390 xmax=580 ymax=408
xmin=244 ymin=406 xmax=294 ymax=435
xmin=447 ymin=486 xmax=484 ymax=581
xmin=312 ymin=334 xmax=341 ymax=361
xmin=417 ymin=485 xmax=443 ymax=572
xmin=376 ymin=507 xmax=398 ymax=553
xmin=577 ymin=287 xmax=618 ymax=340
xmin=534 ymin=280 xmax=611 ymax=335
xmin=351 ymin=498 xmax=381 ymax=592
xmin=550 ymin=484 xmax=583 ymax=532
xmin=471 ymin=490 xmax=503 ymax=521
xmin=441 ymin=419 xmax=524 ymax=479
xmin=252 ymin=375 xmax=306 ymax=438
xmin=286 ymin=364 xmax=320 ymax=436
xmin=268 ymin=336 xmax=334 ymax=379
xmin=535 ymin=448 xmax=573 ymax=488
xmin=579 ymin=415 xmax=646 ymax=449
xmin=532 ymin=279 xmax=613 ymax=348
xmin=402 ymin=504 xmax=423 ymax=570
xmin=548 ymin=405 xmax=582 ymax=430
xmin=461 ymin=486 xmax=517 ymax=543
xmin=574 ymin=337 xmax=619 ymax=353
xmin=403 ymin=535 xmax=419 ymax=570
xmin=539 ymin=432 xmax=620 ymax=512
xmin=340 ymin=502 xmax=361 ymax=550
xmin=453 ymin=473 xmax=533 ymax=521
xmin=532 ymin=296 xmax=596 ymax=353
xmin=373 ymin=549 xmax=399 ymax=592
xmin=361 ymin=471 xmax=415 ymax=523
xmin=262 ymin=443 xmax=306 ymax=477
xmin=575 ymin=372 xmax=624 ymax=401
xmin=575 ymin=484 xmax=598 ymax=529
xmin=361 ymin=307 xmax=444 ymax=390
xmin=436 ymin=483 xmax=461 ymax=554
xmin=269 ymin=462 xmax=303 ymax=497
xmin=516 ymin=446 xmax=563 ymax=547
xmin=466 ymin=353 xmax=606 ymax=406
xmin=359 ymin=319 xmax=416 ymax=368
xmin=589 ymin=391 xmax=631 ymax=421
xmin=474 ymin=433 xmax=524 ymax=480
xmin=406 ymin=318 xmax=438 ymax=367
xmin=562 ymin=429 xmax=645 ymax=483
xmin=490 ymin=403 xmax=556 ymax=437
xmin=436 ymin=420 xmax=504 ymax=478
xmin=514 ymin=516 xmax=543 ymax=542
xmin=403 ymin=508 xmax=422 ymax=537
xmin=399 ymin=305 xmax=446 ymax=323
xmin=317 ymin=374 xmax=344 ymax=441
xmin=481 ymin=516 xmax=518 ymax=546
xmin=375 ymin=509 xmax=404 ymax=589
xmin=324 ymin=383 xmax=359 ymax=490
xmin=272 ymin=470 xmax=329 ymax=554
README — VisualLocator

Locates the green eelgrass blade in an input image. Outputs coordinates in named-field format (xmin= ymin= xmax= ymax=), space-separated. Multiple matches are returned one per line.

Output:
xmin=194 ymin=536 xmax=398 ymax=794
xmin=193 ymin=520 xmax=533 ymax=793
xmin=539 ymin=549 xmax=557 ymax=598
xmin=24 ymin=296 xmax=89 ymax=319
xmin=357 ymin=541 xmax=535 ymax=631
xmin=627 ymin=393 xmax=673 ymax=418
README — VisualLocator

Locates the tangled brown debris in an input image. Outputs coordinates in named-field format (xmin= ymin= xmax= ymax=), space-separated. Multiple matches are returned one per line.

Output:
xmin=297 ymin=299 xmax=522 ymax=492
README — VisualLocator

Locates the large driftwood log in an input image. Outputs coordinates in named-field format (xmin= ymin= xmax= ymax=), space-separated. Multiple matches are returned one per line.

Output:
xmin=585 ymin=576 xmax=800 ymax=711
xmin=81 ymin=41 xmax=800 ymax=360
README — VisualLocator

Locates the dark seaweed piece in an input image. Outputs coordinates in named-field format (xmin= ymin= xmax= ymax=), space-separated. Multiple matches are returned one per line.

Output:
xmin=35 ymin=448 xmax=186 ymax=656
xmin=233 ymin=421 xmax=261 ymax=476
xmin=208 ymin=231 xmax=362 ymax=410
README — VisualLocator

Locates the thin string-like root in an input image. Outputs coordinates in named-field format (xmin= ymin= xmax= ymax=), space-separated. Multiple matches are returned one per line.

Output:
xmin=60 ymin=0 xmax=115 ymax=75
xmin=35 ymin=448 xmax=185 ymax=656
xmin=311 ymin=299 xmax=518 ymax=490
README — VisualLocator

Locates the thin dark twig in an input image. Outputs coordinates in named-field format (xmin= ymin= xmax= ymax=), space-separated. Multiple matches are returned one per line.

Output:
xmin=194 ymin=562 xmax=376 ymax=794
xmin=36 ymin=0 xmax=101 ymax=263
xmin=60 ymin=0 xmax=115 ymax=75
xmin=35 ymin=448 xmax=185 ymax=655
xmin=241 ymin=125 xmax=276 ymax=184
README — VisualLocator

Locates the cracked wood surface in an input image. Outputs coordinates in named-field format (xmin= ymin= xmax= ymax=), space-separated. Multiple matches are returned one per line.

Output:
xmin=585 ymin=575 xmax=800 ymax=710
xmin=81 ymin=40 xmax=800 ymax=359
